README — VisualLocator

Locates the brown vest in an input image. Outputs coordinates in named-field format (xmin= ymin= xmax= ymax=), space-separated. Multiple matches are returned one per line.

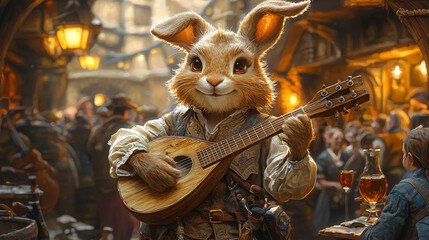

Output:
xmin=143 ymin=109 xmax=272 ymax=240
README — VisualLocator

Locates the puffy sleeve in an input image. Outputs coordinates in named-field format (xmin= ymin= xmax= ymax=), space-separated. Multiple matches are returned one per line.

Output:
xmin=362 ymin=189 xmax=409 ymax=240
xmin=263 ymin=135 xmax=317 ymax=202
xmin=108 ymin=110 xmax=178 ymax=178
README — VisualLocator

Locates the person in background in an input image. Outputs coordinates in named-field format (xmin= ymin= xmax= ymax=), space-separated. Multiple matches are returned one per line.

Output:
xmin=362 ymin=127 xmax=429 ymax=240
xmin=77 ymin=96 xmax=95 ymax=126
xmin=374 ymin=109 xmax=408 ymax=193
xmin=312 ymin=127 xmax=348 ymax=234
xmin=342 ymin=122 xmax=365 ymax=217
xmin=86 ymin=94 xmax=137 ymax=240
xmin=408 ymin=98 xmax=428 ymax=119
xmin=93 ymin=106 xmax=109 ymax=126
xmin=371 ymin=114 xmax=388 ymax=135
xmin=310 ymin=118 xmax=329 ymax=159
xmin=409 ymin=112 xmax=429 ymax=130
xmin=135 ymin=105 xmax=159 ymax=125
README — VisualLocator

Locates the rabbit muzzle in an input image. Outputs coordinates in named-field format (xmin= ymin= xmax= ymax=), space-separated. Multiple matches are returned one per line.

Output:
xmin=197 ymin=76 xmax=236 ymax=97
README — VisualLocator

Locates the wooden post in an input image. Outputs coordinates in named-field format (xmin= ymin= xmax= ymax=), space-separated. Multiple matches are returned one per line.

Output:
xmin=0 ymin=0 xmax=44 ymax=96
xmin=384 ymin=0 xmax=429 ymax=97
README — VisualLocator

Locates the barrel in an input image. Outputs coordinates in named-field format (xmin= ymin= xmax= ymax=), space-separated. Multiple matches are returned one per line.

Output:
xmin=0 ymin=217 xmax=38 ymax=240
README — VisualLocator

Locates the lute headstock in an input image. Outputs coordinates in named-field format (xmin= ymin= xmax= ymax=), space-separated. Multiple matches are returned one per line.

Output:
xmin=305 ymin=75 xmax=370 ymax=119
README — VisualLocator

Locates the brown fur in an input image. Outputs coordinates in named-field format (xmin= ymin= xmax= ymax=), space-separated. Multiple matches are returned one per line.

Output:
xmin=127 ymin=152 xmax=180 ymax=192
xmin=281 ymin=114 xmax=314 ymax=161
xmin=128 ymin=1 xmax=312 ymax=190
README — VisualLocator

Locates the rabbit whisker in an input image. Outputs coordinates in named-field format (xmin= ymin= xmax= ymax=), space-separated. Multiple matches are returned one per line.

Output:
xmin=234 ymin=84 xmax=267 ymax=91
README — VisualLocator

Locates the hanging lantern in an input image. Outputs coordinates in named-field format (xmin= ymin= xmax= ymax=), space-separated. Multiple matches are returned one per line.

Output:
xmin=53 ymin=0 xmax=101 ymax=52
xmin=56 ymin=24 xmax=90 ymax=51
xmin=94 ymin=93 xmax=105 ymax=107
xmin=42 ymin=33 xmax=62 ymax=58
xmin=79 ymin=55 xmax=100 ymax=70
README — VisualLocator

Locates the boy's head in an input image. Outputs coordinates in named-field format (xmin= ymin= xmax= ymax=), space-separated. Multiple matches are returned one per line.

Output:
xmin=402 ymin=126 xmax=429 ymax=172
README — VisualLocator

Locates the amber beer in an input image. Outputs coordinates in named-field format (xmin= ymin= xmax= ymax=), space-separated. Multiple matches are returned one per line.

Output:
xmin=340 ymin=170 xmax=354 ymax=190
xmin=359 ymin=175 xmax=387 ymax=203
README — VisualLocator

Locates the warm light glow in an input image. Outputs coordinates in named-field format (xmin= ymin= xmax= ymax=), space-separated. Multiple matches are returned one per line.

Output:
xmin=56 ymin=24 xmax=90 ymax=51
xmin=124 ymin=62 xmax=131 ymax=70
xmin=289 ymin=93 xmax=299 ymax=106
xmin=237 ymin=0 xmax=245 ymax=9
xmin=43 ymin=34 xmax=62 ymax=58
xmin=94 ymin=94 xmax=105 ymax=107
xmin=137 ymin=54 xmax=145 ymax=62
xmin=420 ymin=60 xmax=427 ymax=76
xmin=55 ymin=110 xmax=64 ymax=119
xmin=168 ymin=58 xmax=174 ymax=64
xmin=117 ymin=61 xmax=124 ymax=68
xmin=392 ymin=65 xmax=402 ymax=79
xmin=80 ymin=55 xmax=100 ymax=70
xmin=150 ymin=49 xmax=158 ymax=55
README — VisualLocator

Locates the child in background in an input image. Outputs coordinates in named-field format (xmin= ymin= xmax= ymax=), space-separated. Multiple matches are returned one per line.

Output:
xmin=362 ymin=127 xmax=429 ymax=240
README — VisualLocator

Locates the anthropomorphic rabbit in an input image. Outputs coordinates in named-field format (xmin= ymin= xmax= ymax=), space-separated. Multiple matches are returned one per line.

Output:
xmin=109 ymin=1 xmax=316 ymax=239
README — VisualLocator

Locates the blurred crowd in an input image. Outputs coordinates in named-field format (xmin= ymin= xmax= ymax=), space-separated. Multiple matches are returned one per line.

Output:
xmin=286 ymin=98 xmax=429 ymax=239
xmin=0 ymin=93 xmax=159 ymax=239
xmin=1 ymin=93 xmax=428 ymax=240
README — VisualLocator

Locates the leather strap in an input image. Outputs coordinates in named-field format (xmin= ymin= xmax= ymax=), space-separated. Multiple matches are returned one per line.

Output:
xmin=401 ymin=178 xmax=429 ymax=222
xmin=228 ymin=170 xmax=262 ymax=195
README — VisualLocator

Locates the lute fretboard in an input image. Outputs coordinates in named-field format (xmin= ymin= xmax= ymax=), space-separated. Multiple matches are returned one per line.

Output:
xmin=197 ymin=107 xmax=306 ymax=168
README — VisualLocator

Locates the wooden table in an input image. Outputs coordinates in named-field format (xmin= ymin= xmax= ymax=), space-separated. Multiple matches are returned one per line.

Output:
xmin=317 ymin=216 xmax=372 ymax=240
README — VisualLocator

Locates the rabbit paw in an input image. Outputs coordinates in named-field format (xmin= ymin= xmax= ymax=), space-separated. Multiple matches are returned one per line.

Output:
xmin=127 ymin=152 xmax=180 ymax=192
xmin=280 ymin=114 xmax=314 ymax=161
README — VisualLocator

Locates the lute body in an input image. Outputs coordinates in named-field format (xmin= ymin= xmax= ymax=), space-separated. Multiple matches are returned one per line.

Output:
xmin=118 ymin=136 xmax=234 ymax=224
xmin=117 ymin=76 xmax=370 ymax=224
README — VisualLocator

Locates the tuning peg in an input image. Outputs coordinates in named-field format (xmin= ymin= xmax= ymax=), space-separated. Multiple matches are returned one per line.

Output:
xmin=339 ymin=96 xmax=345 ymax=103
xmin=322 ymin=84 xmax=326 ymax=89
xmin=326 ymin=100 xmax=333 ymax=109
xmin=348 ymin=76 xmax=353 ymax=80
xmin=354 ymin=103 xmax=360 ymax=111
xmin=350 ymin=90 xmax=357 ymax=99
xmin=347 ymin=79 xmax=354 ymax=87
xmin=335 ymin=83 xmax=342 ymax=91
xmin=334 ymin=111 xmax=340 ymax=119
xmin=343 ymin=107 xmax=349 ymax=115
xmin=321 ymin=89 xmax=328 ymax=97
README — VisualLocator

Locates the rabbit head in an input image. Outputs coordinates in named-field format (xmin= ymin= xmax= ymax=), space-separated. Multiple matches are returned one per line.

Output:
xmin=151 ymin=0 xmax=310 ymax=113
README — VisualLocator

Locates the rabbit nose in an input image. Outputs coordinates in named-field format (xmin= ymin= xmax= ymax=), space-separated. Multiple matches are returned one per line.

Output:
xmin=207 ymin=78 xmax=223 ymax=87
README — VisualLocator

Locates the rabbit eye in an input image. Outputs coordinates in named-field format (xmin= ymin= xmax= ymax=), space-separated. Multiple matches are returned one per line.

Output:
xmin=191 ymin=57 xmax=203 ymax=72
xmin=233 ymin=59 xmax=247 ymax=74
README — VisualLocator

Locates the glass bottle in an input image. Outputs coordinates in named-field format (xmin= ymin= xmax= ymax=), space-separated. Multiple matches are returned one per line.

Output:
xmin=358 ymin=148 xmax=388 ymax=223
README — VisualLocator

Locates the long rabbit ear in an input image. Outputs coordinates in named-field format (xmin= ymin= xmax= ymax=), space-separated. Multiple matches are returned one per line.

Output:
xmin=151 ymin=12 xmax=213 ymax=52
xmin=238 ymin=0 xmax=310 ymax=55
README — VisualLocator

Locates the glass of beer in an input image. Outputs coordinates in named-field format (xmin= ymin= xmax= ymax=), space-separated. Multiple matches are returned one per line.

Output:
xmin=340 ymin=170 xmax=354 ymax=222
xmin=359 ymin=149 xmax=387 ymax=223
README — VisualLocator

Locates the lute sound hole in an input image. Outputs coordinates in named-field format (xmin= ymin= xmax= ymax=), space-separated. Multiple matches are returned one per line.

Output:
xmin=174 ymin=155 xmax=192 ymax=177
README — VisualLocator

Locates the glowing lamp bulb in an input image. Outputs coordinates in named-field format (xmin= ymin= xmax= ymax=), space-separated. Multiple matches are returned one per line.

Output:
xmin=392 ymin=65 xmax=402 ymax=79
xmin=420 ymin=60 xmax=427 ymax=76
xmin=94 ymin=94 xmax=105 ymax=107
xmin=79 ymin=55 xmax=100 ymax=70
xmin=56 ymin=24 xmax=90 ymax=51
xmin=137 ymin=54 xmax=145 ymax=62
xmin=289 ymin=94 xmax=298 ymax=106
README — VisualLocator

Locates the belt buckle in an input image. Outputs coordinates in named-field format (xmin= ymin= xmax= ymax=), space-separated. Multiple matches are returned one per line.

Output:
xmin=208 ymin=209 xmax=224 ymax=224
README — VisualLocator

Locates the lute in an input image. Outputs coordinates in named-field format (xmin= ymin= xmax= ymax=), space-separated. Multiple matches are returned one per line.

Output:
xmin=117 ymin=75 xmax=370 ymax=224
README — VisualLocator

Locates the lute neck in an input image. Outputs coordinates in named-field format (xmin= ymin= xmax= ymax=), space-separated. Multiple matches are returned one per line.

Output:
xmin=197 ymin=106 xmax=307 ymax=168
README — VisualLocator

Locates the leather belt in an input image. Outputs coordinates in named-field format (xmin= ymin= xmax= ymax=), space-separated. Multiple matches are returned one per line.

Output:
xmin=202 ymin=208 xmax=236 ymax=224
